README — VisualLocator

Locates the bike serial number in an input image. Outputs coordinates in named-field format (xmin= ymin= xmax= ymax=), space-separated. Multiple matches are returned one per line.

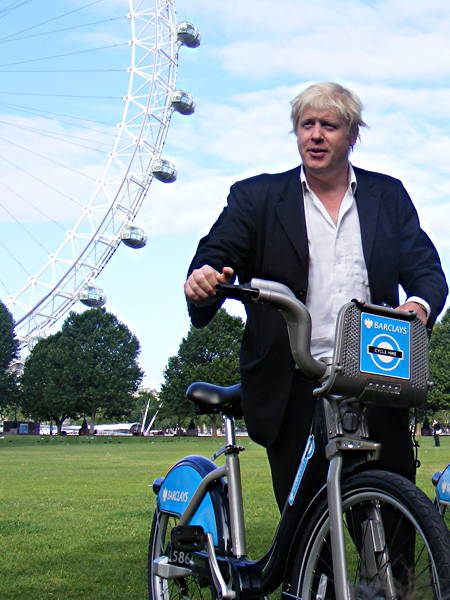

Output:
xmin=169 ymin=549 xmax=192 ymax=566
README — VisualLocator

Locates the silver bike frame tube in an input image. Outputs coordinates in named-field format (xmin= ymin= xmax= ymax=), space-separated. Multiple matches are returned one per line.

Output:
xmin=327 ymin=455 xmax=352 ymax=600
xmin=178 ymin=466 xmax=227 ymax=527
xmin=224 ymin=415 xmax=247 ymax=558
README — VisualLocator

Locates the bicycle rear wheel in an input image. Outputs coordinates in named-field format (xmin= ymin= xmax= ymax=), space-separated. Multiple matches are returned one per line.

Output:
xmin=148 ymin=509 xmax=217 ymax=600
xmin=285 ymin=470 xmax=450 ymax=600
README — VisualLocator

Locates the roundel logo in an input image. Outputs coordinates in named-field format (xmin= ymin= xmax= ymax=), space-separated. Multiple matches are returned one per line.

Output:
xmin=367 ymin=333 xmax=403 ymax=371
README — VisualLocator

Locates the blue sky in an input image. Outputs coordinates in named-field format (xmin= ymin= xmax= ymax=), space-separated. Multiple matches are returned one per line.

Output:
xmin=1 ymin=0 xmax=449 ymax=390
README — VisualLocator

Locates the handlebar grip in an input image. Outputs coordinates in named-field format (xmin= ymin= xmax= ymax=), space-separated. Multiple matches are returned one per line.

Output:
xmin=215 ymin=282 xmax=260 ymax=303
xmin=354 ymin=299 xmax=417 ymax=321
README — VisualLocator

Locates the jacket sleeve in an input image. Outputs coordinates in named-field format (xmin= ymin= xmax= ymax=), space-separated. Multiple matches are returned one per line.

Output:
xmin=396 ymin=183 xmax=448 ymax=325
xmin=186 ymin=180 xmax=257 ymax=328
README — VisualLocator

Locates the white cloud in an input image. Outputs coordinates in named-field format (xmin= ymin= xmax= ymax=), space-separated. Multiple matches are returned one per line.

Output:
xmin=142 ymin=167 xmax=236 ymax=237
xmin=216 ymin=34 xmax=450 ymax=84
xmin=177 ymin=0 xmax=450 ymax=84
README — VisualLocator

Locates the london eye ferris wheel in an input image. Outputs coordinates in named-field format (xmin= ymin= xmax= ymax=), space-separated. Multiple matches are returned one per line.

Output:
xmin=0 ymin=0 xmax=199 ymax=347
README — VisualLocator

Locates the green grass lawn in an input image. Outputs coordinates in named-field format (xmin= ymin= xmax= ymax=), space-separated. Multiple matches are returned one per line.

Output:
xmin=0 ymin=434 xmax=448 ymax=599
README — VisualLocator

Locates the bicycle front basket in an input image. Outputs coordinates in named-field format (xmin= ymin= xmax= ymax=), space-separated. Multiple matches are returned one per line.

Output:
xmin=320 ymin=301 xmax=429 ymax=408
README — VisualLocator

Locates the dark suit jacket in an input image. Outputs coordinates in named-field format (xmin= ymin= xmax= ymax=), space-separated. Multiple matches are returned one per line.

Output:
xmin=187 ymin=165 xmax=448 ymax=447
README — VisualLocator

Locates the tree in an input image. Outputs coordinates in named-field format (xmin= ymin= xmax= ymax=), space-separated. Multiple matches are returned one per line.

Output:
xmin=59 ymin=308 xmax=143 ymax=430
xmin=21 ymin=332 xmax=79 ymax=433
xmin=159 ymin=309 xmax=244 ymax=433
xmin=21 ymin=308 xmax=143 ymax=432
xmin=0 ymin=300 xmax=20 ymax=415
xmin=428 ymin=307 xmax=450 ymax=419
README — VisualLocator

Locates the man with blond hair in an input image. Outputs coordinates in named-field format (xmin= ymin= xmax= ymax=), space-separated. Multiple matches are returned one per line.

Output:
xmin=184 ymin=82 xmax=447 ymax=508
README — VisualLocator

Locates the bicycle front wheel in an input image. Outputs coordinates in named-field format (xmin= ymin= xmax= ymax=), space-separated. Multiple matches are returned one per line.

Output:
xmin=148 ymin=509 xmax=217 ymax=600
xmin=285 ymin=470 xmax=450 ymax=600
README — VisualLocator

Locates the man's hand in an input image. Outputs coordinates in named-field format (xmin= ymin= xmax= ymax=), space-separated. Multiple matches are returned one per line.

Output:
xmin=184 ymin=265 xmax=234 ymax=305
xmin=396 ymin=301 xmax=427 ymax=325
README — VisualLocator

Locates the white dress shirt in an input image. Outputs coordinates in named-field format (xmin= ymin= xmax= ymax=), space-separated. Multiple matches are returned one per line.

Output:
xmin=302 ymin=165 xmax=370 ymax=360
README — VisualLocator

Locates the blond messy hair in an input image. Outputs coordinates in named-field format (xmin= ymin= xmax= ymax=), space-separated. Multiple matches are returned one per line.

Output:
xmin=290 ymin=82 xmax=367 ymax=139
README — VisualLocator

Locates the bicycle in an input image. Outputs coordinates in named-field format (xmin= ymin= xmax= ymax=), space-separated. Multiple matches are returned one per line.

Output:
xmin=148 ymin=278 xmax=450 ymax=600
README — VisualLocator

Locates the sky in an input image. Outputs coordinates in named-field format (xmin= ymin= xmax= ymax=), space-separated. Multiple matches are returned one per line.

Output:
xmin=1 ymin=0 xmax=449 ymax=391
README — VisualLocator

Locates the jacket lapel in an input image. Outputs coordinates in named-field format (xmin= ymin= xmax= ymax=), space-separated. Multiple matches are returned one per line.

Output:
xmin=274 ymin=166 xmax=309 ymax=269
xmin=354 ymin=167 xmax=380 ymax=268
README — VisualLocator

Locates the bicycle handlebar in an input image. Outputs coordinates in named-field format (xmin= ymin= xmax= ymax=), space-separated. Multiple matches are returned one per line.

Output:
xmin=216 ymin=278 xmax=327 ymax=379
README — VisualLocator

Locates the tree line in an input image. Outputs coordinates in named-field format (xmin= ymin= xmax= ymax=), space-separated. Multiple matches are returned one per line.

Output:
xmin=1 ymin=305 xmax=144 ymax=433
xmin=1 ymin=298 xmax=449 ymax=434
xmin=0 ymin=301 xmax=244 ymax=434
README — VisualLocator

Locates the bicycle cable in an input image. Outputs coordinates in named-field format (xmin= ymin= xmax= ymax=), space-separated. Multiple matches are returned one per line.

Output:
xmin=410 ymin=408 xmax=421 ymax=469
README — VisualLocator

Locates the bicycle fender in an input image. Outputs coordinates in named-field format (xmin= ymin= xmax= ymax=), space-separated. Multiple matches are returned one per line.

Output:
xmin=156 ymin=454 xmax=231 ymax=551
xmin=435 ymin=464 xmax=450 ymax=505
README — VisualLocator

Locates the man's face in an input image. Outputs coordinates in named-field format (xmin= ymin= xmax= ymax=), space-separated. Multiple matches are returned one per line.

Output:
xmin=296 ymin=107 xmax=357 ymax=178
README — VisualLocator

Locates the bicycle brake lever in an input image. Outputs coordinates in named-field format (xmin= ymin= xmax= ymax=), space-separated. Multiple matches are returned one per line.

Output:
xmin=215 ymin=282 xmax=259 ymax=303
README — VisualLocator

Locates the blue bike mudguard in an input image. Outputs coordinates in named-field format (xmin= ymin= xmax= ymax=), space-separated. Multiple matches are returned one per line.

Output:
xmin=435 ymin=464 xmax=450 ymax=505
xmin=157 ymin=454 xmax=230 ymax=550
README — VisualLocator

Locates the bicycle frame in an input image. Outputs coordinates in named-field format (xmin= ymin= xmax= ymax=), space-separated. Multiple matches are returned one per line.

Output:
xmin=153 ymin=394 xmax=385 ymax=600
xmin=151 ymin=279 xmax=430 ymax=600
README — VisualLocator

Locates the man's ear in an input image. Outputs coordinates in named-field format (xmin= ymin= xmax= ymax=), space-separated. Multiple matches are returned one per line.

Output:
xmin=348 ymin=125 xmax=359 ymax=150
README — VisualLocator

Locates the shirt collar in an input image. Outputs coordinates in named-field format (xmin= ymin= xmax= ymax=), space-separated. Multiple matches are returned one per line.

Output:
xmin=300 ymin=163 xmax=357 ymax=195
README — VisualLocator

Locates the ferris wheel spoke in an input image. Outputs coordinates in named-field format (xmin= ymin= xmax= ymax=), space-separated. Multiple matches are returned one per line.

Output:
xmin=0 ymin=0 xmax=106 ymax=42
xmin=1 ymin=0 xmax=200 ymax=344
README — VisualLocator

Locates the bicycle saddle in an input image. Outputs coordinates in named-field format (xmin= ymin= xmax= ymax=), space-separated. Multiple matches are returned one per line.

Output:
xmin=186 ymin=382 xmax=242 ymax=418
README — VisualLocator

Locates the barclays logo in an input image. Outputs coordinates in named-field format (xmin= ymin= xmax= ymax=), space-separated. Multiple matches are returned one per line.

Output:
xmin=374 ymin=321 xmax=407 ymax=335
xmin=162 ymin=488 xmax=189 ymax=503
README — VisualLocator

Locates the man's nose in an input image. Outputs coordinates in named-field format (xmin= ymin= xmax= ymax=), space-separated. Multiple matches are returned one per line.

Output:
xmin=311 ymin=124 xmax=323 ymax=141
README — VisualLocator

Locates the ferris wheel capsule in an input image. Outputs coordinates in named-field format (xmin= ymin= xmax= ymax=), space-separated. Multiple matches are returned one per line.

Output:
xmin=151 ymin=158 xmax=177 ymax=183
xmin=120 ymin=225 xmax=147 ymax=249
xmin=8 ymin=360 xmax=25 ymax=376
xmin=171 ymin=90 xmax=195 ymax=115
xmin=177 ymin=22 xmax=201 ymax=48
xmin=79 ymin=285 xmax=107 ymax=308
xmin=4 ymin=3 xmax=194 ymax=345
